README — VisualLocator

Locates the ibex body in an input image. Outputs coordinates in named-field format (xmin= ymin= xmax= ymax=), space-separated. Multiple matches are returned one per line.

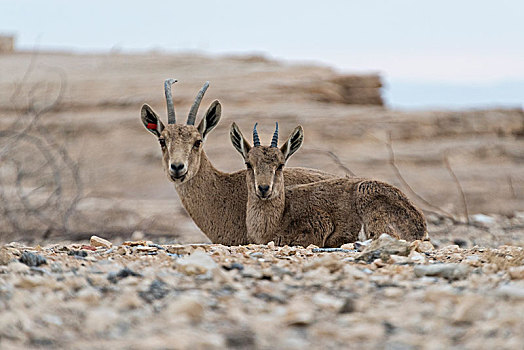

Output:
xmin=140 ymin=80 xmax=334 ymax=245
xmin=230 ymin=123 xmax=428 ymax=247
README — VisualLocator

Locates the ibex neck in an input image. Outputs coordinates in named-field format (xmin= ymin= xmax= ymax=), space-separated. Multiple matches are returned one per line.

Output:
xmin=175 ymin=151 xmax=248 ymax=245
xmin=246 ymin=184 xmax=285 ymax=244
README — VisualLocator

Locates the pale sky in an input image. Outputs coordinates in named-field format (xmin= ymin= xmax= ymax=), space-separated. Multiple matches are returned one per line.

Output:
xmin=2 ymin=0 xmax=523 ymax=108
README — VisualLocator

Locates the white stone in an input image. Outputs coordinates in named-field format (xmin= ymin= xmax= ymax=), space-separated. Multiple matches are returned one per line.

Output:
xmin=90 ymin=235 xmax=112 ymax=249
xmin=175 ymin=250 xmax=218 ymax=275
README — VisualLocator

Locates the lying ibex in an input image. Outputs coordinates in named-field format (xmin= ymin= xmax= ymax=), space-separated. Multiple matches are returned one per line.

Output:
xmin=140 ymin=80 xmax=334 ymax=245
xmin=230 ymin=123 xmax=428 ymax=247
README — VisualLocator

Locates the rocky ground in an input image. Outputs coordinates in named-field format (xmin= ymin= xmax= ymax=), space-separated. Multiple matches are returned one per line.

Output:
xmin=1 ymin=212 xmax=524 ymax=349
xmin=0 ymin=51 xmax=523 ymax=349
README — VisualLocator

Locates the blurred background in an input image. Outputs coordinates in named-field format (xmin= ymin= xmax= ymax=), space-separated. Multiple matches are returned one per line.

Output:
xmin=0 ymin=0 xmax=523 ymax=245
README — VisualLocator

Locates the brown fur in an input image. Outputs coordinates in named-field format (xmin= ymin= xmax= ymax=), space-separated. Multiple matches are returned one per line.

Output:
xmin=231 ymin=124 xmax=428 ymax=247
xmin=140 ymin=99 xmax=334 ymax=245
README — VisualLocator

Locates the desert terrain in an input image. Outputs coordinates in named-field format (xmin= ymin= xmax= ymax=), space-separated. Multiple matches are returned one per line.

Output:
xmin=0 ymin=51 xmax=523 ymax=349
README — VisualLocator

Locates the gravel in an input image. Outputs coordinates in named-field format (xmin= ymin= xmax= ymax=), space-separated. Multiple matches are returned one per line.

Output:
xmin=1 ymin=234 xmax=523 ymax=349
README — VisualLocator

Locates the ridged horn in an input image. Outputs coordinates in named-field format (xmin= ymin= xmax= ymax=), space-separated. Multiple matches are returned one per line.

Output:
xmin=164 ymin=79 xmax=177 ymax=124
xmin=187 ymin=81 xmax=210 ymax=125
xmin=271 ymin=122 xmax=279 ymax=147
xmin=253 ymin=123 xmax=261 ymax=147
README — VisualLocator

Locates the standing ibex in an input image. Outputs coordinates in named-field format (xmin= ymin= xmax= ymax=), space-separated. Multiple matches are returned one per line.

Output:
xmin=230 ymin=122 xmax=428 ymax=247
xmin=140 ymin=79 xmax=334 ymax=245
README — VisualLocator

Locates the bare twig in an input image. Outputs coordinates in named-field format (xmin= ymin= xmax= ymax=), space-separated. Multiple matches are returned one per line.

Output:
xmin=384 ymin=132 xmax=458 ymax=222
xmin=0 ymin=53 xmax=83 ymax=239
xmin=443 ymin=153 xmax=470 ymax=225
xmin=303 ymin=147 xmax=356 ymax=176
xmin=508 ymin=176 xmax=517 ymax=199
xmin=0 ymin=68 xmax=67 ymax=160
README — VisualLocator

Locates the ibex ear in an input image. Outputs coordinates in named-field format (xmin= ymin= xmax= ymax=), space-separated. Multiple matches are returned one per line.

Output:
xmin=280 ymin=125 xmax=304 ymax=161
xmin=230 ymin=122 xmax=251 ymax=160
xmin=141 ymin=104 xmax=164 ymax=137
xmin=197 ymin=100 xmax=221 ymax=140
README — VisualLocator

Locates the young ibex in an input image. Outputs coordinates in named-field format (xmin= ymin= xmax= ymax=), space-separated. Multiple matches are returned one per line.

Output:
xmin=230 ymin=123 xmax=428 ymax=247
xmin=140 ymin=80 xmax=335 ymax=245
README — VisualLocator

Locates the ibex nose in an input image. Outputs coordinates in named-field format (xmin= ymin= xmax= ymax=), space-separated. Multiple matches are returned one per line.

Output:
xmin=258 ymin=185 xmax=270 ymax=197
xmin=170 ymin=162 xmax=187 ymax=178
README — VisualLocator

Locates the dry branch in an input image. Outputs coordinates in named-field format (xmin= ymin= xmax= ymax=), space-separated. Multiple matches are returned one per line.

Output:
xmin=443 ymin=153 xmax=470 ymax=225
xmin=385 ymin=132 xmax=457 ymax=220
xmin=302 ymin=147 xmax=356 ymax=176
xmin=0 ymin=55 xmax=84 ymax=238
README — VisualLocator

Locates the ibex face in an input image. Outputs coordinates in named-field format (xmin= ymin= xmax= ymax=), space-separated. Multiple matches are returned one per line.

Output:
xmin=141 ymin=80 xmax=221 ymax=185
xmin=230 ymin=122 xmax=304 ymax=199
xmin=157 ymin=124 xmax=204 ymax=183
xmin=244 ymin=146 xmax=285 ymax=199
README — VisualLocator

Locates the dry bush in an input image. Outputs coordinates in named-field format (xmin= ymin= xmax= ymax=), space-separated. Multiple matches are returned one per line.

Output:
xmin=0 ymin=56 xmax=84 ymax=240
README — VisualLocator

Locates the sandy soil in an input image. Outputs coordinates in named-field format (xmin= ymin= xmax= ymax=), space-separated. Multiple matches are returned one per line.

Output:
xmin=0 ymin=51 xmax=523 ymax=242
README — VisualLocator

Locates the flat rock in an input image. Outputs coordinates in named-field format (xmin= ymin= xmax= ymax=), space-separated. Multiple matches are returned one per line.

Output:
xmin=356 ymin=234 xmax=411 ymax=263
xmin=19 ymin=251 xmax=47 ymax=267
xmin=508 ymin=266 xmax=524 ymax=280
xmin=175 ymin=250 xmax=218 ymax=275
xmin=414 ymin=263 xmax=470 ymax=280
xmin=89 ymin=235 xmax=112 ymax=249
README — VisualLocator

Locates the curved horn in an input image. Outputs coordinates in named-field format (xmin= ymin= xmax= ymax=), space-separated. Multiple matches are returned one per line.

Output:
xmin=164 ymin=79 xmax=177 ymax=124
xmin=187 ymin=81 xmax=210 ymax=125
xmin=253 ymin=123 xmax=261 ymax=147
xmin=270 ymin=122 xmax=279 ymax=147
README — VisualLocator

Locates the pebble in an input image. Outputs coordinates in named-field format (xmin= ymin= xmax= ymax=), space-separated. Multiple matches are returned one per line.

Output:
xmin=139 ymin=279 xmax=170 ymax=302
xmin=508 ymin=266 xmax=524 ymax=280
xmin=107 ymin=268 xmax=142 ymax=284
xmin=312 ymin=248 xmax=354 ymax=253
xmin=131 ymin=231 xmax=145 ymax=240
xmin=284 ymin=297 xmax=315 ymax=326
xmin=414 ymin=263 xmax=470 ymax=280
xmin=339 ymin=298 xmax=356 ymax=313
xmin=496 ymin=283 xmax=524 ymax=300
xmin=175 ymin=250 xmax=218 ymax=275
xmin=356 ymin=234 xmax=411 ymax=263
xmin=451 ymin=296 xmax=485 ymax=323
xmin=411 ymin=240 xmax=435 ymax=253
xmin=355 ymin=239 xmax=372 ymax=252
xmin=0 ymin=247 xmax=12 ymax=265
xmin=303 ymin=254 xmax=343 ymax=273
xmin=409 ymin=251 xmax=426 ymax=264
xmin=167 ymin=295 xmax=205 ymax=322
xmin=89 ymin=235 xmax=112 ymax=249
xmin=222 ymin=263 xmax=244 ymax=271
xmin=471 ymin=214 xmax=496 ymax=226
xmin=8 ymin=261 xmax=30 ymax=273
xmin=19 ymin=251 xmax=47 ymax=267
xmin=312 ymin=293 xmax=344 ymax=310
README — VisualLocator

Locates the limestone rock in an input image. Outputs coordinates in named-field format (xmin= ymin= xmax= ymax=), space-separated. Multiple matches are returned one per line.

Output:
xmin=175 ymin=250 xmax=218 ymax=275
xmin=89 ymin=235 xmax=112 ymax=249
xmin=414 ymin=263 xmax=470 ymax=280
xmin=508 ymin=266 xmax=524 ymax=280
xmin=356 ymin=234 xmax=411 ymax=263
xmin=167 ymin=295 xmax=205 ymax=322
xmin=0 ymin=247 xmax=13 ymax=265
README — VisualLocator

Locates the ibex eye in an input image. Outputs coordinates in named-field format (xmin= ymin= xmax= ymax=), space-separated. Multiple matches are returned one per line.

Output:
xmin=158 ymin=139 xmax=166 ymax=148
xmin=193 ymin=140 xmax=202 ymax=148
xmin=245 ymin=162 xmax=252 ymax=169
xmin=277 ymin=164 xmax=284 ymax=171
